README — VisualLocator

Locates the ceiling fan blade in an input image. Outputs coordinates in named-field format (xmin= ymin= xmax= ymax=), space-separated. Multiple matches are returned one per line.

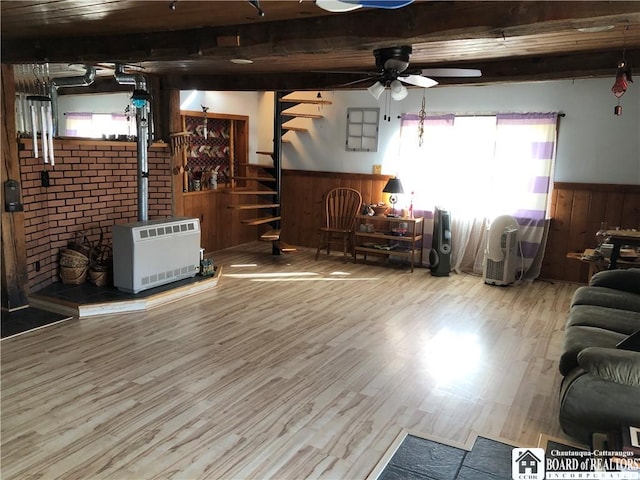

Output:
xmin=420 ymin=68 xmax=482 ymax=78
xmin=400 ymin=75 xmax=438 ymax=88
xmin=337 ymin=76 xmax=378 ymax=88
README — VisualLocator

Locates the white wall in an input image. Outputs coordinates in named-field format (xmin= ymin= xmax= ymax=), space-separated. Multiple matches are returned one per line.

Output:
xmin=57 ymin=79 xmax=640 ymax=184
xmin=259 ymin=78 xmax=639 ymax=184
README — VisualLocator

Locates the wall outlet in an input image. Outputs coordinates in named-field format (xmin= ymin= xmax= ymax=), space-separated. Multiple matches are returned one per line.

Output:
xmin=372 ymin=164 xmax=382 ymax=175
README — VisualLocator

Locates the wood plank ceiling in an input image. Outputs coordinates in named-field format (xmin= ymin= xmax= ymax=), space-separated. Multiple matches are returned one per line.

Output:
xmin=2 ymin=1 xmax=640 ymax=91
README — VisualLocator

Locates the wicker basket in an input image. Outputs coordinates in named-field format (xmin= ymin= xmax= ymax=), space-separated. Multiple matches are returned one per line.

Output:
xmin=88 ymin=244 xmax=113 ymax=287
xmin=68 ymin=226 xmax=103 ymax=260
xmin=59 ymin=248 xmax=90 ymax=284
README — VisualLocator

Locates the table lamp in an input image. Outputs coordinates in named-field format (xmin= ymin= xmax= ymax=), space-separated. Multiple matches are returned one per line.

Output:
xmin=383 ymin=177 xmax=404 ymax=217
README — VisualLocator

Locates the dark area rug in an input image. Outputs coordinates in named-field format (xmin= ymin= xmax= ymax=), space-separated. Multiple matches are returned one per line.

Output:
xmin=1 ymin=307 xmax=73 ymax=339
xmin=378 ymin=435 xmax=515 ymax=480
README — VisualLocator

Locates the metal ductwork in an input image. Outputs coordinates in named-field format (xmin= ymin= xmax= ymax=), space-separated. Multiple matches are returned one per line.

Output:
xmin=51 ymin=65 xmax=97 ymax=88
xmin=48 ymin=65 xmax=97 ymax=136
xmin=114 ymin=64 xmax=151 ymax=222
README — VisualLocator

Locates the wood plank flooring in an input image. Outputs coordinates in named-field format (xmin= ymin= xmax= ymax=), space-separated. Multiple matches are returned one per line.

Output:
xmin=1 ymin=242 xmax=580 ymax=480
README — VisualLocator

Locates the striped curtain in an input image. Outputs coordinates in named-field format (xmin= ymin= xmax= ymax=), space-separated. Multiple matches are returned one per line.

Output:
xmin=397 ymin=112 xmax=559 ymax=279
xmin=494 ymin=113 xmax=558 ymax=278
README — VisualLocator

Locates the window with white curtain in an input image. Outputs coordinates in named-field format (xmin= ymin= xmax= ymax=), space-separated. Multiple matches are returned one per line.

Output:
xmin=397 ymin=112 xmax=559 ymax=279
xmin=397 ymin=113 xmax=558 ymax=219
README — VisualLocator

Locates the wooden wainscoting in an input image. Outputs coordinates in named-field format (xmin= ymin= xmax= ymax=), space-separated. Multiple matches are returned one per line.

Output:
xmin=540 ymin=182 xmax=640 ymax=284
xmin=280 ymin=169 xmax=392 ymax=248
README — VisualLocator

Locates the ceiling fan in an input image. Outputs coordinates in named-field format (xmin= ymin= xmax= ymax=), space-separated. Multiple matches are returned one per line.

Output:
xmin=336 ymin=45 xmax=482 ymax=100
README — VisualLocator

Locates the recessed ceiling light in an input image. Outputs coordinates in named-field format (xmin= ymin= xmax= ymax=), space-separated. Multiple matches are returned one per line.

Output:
xmin=576 ymin=25 xmax=615 ymax=33
xmin=230 ymin=58 xmax=254 ymax=65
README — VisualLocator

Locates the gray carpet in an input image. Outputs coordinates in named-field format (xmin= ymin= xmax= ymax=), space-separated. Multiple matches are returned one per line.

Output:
xmin=378 ymin=435 xmax=515 ymax=480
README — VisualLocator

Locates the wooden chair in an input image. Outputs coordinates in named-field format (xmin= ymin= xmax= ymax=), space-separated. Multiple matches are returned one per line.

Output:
xmin=315 ymin=187 xmax=363 ymax=263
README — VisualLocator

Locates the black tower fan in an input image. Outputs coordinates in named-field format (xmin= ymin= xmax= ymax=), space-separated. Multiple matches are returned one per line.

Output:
xmin=429 ymin=207 xmax=451 ymax=276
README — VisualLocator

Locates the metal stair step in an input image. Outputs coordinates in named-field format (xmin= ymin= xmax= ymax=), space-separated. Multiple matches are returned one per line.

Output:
xmin=242 ymin=216 xmax=282 ymax=226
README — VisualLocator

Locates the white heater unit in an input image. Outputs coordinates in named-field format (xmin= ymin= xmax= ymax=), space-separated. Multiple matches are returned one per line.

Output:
xmin=112 ymin=217 xmax=201 ymax=293
xmin=483 ymin=215 xmax=519 ymax=286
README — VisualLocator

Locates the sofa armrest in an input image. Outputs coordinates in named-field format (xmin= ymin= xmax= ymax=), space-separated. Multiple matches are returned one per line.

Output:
xmin=589 ymin=269 xmax=640 ymax=294
xmin=577 ymin=347 xmax=640 ymax=387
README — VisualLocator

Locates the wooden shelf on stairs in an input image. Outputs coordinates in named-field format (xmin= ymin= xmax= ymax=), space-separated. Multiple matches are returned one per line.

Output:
xmin=281 ymin=110 xmax=324 ymax=119
xmin=229 ymin=190 xmax=278 ymax=195
xmin=228 ymin=203 xmax=280 ymax=210
xmin=231 ymin=176 xmax=276 ymax=182
xmin=281 ymin=123 xmax=308 ymax=132
xmin=280 ymin=98 xmax=333 ymax=105
xmin=242 ymin=216 xmax=282 ymax=226
xmin=260 ymin=229 xmax=280 ymax=241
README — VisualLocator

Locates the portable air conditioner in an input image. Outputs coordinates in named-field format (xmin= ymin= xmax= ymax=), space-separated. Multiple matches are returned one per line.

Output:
xmin=483 ymin=215 xmax=519 ymax=286
xmin=112 ymin=217 xmax=201 ymax=293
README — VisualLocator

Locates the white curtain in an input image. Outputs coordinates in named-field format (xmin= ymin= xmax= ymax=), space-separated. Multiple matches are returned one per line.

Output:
xmin=397 ymin=112 xmax=558 ymax=278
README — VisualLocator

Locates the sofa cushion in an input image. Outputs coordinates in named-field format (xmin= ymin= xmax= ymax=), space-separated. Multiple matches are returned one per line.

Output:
xmin=590 ymin=268 xmax=640 ymax=294
xmin=559 ymin=368 xmax=640 ymax=444
xmin=566 ymin=305 xmax=640 ymax=335
xmin=559 ymin=325 xmax=627 ymax=376
xmin=571 ymin=285 xmax=640 ymax=313
xmin=577 ymin=346 xmax=640 ymax=386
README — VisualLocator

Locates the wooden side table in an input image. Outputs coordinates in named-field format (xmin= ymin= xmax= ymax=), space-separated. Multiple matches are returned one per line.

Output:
xmin=606 ymin=230 xmax=640 ymax=269
xmin=566 ymin=248 xmax=639 ymax=281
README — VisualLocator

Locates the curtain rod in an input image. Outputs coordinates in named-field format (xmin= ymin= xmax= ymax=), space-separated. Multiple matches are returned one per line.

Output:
xmin=400 ymin=112 xmax=566 ymax=119
xmin=415 ymin=112 xmax=566 ymax=117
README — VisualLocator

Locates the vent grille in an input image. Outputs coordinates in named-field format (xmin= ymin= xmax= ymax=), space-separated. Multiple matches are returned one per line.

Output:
xmin=136 ymin=219 xmax=198 ymax=241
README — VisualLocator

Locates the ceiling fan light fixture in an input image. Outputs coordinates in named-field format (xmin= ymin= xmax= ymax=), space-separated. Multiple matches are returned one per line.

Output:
xmin=368 ymin=81 xmax=385 ymax=100
xmin=390 ymin=79 xmax=408 ymax=100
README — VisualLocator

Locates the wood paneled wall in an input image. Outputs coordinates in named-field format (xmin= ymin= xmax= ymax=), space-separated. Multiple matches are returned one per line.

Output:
xmin=280 ymin=169 xmax=392 ymax=248
xmin=1 ymin=64 xmax=29 ymax=309
xmin=540 ymin=182 xmax=640 ymax=283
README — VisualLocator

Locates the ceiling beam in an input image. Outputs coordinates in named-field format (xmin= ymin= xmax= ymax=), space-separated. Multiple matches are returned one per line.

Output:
xmin=157 ymin=49 xmax=640 ymax=92
xmin=3 ymin=2 xmax=639 ymax=64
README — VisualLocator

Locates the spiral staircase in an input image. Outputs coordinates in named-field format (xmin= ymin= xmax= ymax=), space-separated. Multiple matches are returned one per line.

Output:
xmin=227 ymin=92 xmax=331 ymax=254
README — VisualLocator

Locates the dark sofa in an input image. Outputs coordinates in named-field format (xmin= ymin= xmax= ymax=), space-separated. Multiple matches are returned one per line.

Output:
xmin=558 ymin=268 xmax=640 ymax=443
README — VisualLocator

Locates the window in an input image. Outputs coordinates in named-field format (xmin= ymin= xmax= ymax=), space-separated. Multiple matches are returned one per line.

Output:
xmin=64 ymin=112 xmax=134 ymax=138
xmin=397 ymin=113 xmax=558 ymax=221
xmin=397 ymin=112 xmax=559 ymax=278
xmin=346 ymin=107 xmax=379 ymax=151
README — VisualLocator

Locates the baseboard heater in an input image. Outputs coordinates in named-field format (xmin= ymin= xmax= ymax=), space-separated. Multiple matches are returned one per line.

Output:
xmin=112 ymin=217 xmax=201 ymax=294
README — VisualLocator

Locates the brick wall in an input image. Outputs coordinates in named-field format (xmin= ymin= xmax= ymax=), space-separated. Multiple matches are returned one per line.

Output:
xmin=19 ymin=138 xmax=173 ymax=292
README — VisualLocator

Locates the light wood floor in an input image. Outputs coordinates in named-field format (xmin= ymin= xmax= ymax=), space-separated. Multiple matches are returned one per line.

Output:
xmin=1 ymin=242 xmax=580 ymax=480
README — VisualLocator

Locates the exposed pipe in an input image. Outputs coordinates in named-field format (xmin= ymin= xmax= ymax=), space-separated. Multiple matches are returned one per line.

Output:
xmin=51 ymin=65 xmax=96 ymax=88
xmin=50 ymin=65 xmax=97 ymax=136
xmin=114 ymin=64 xmax=150 ymax=222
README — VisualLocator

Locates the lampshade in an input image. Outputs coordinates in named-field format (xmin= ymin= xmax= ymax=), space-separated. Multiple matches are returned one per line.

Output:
xmin=390 ymin=80 xmax=408 ymax=101
xmin=368 ymin=81 xmax=385 ymax=100
xmin=383 ymin=177 xmax=404 ymax=194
